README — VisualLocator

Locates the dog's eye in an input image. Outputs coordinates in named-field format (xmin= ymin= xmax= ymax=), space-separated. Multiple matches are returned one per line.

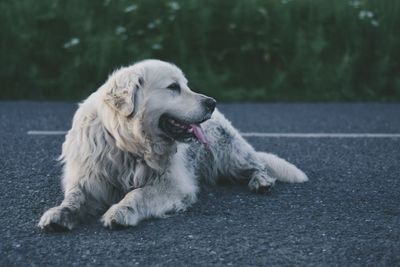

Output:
xmin=167 ymin=83 xmax=181 ymax=92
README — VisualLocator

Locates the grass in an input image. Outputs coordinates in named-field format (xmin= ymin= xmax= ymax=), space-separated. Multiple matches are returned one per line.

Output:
xmin=1 ymin=0 xmax=400 ymax=101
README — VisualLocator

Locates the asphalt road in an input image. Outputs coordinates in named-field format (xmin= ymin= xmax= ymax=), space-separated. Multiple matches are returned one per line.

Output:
xmin=1 ymin=102 xmax=399 ymax=266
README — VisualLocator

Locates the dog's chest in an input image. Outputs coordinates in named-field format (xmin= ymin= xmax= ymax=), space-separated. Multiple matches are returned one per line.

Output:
xmin=106 ymin=153 xmax=154 ymax=192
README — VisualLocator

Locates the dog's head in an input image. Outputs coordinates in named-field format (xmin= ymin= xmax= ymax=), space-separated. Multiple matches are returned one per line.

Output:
xmin=103 ymin=59 xmax=216 ymax=149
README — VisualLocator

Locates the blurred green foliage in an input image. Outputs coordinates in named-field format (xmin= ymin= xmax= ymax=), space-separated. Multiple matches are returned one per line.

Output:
xmin=1 ymin=0 xmax=400 ymax=101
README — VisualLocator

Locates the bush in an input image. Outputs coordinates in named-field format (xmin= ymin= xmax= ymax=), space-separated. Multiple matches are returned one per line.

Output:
xmin=1 ymin=0 xmax=399 ymax=101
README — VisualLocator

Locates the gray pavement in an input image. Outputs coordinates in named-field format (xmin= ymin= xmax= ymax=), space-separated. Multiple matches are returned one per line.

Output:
xmin=0 ymin=102 xmax=399 ymax=266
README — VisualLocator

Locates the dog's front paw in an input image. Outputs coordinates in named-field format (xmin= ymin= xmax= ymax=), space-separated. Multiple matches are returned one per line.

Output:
xmin=101 ymin=204 xmax=139 ymax=230
xmin=248 ymin=172 xmax=276 ymax=194
xmin=38 ymin=206 xmax=77 ymax=232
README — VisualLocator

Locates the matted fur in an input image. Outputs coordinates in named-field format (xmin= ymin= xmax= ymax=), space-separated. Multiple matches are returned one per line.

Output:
xmin=38 ymin=59 xmax=308 ymax=231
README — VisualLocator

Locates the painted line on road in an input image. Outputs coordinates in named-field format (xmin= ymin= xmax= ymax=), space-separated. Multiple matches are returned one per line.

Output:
xmin=240 ymin=133 xmax=400 ymax=138
xmin=28 ymin=131 xmax=68 ymax=135
xmin=27 ymin=130 xmax=400 ymax=138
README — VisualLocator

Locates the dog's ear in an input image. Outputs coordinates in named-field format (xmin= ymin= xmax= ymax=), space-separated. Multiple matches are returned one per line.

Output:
xmin=104 ymin=73 xmax=144 ymax=117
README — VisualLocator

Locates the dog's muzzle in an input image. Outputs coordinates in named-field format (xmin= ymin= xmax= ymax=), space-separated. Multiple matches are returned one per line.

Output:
xmin=159 ymin=97 xmax=216 ymax=148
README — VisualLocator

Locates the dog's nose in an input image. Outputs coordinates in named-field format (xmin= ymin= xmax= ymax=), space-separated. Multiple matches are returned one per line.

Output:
xmin=203 ymin=97 xmax=216 ymax=113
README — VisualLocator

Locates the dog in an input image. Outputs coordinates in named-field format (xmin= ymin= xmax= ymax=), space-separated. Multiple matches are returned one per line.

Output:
xmin=38 ymin=59 xmax=308 ymax=231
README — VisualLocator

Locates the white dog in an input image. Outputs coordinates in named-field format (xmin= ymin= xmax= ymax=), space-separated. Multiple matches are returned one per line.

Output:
xmin=38 ymin=59 xmax=308 ymax=231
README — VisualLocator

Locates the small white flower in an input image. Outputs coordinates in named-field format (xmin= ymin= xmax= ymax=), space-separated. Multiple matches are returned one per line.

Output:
xmin=147 ymin=19 xmax=162 ymax=29
xmin=124 ymin=4 xmax=138 ymax=13
xmin=115 ymin=26 xmax=126 ymax=35
xmin=371 ymin=19 xmax=379 ymax=27
xmin=63 ymin=37 xmax=80 ymax=49
xmin=358 ymin=10 xmax=374 ymax=20
xmin=151 ymin=43 xmax=162 ymax=50
xmin=258 ymin=7 xmax=267 ymax=16
xmin=349 ymin=0 xmax=362 ymax=8
xmin=168 ymin=2 xmax=180 ymax=11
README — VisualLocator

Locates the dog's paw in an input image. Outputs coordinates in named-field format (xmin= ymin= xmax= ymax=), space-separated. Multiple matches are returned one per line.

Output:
xmin=248 ymin=172 xmax=276 ymax=194
xmin=101 ymin=204 xmax=139 ymax=230
xmin=38 ymin=206 xmax=77 ymax=232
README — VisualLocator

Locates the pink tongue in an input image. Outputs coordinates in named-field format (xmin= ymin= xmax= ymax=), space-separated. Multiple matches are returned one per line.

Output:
xmin=190 ymin=124 xmax=209 ymax=149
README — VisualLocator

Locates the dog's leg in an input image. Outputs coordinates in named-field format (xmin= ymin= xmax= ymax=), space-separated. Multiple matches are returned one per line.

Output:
xmin=101 ymin=173 xmax=197 ymax=229
xmin=205 ymin=110 xmax=308 ymax=192
xmin=38 ymin=187 xmax=86 ymax=231
xmin=256 ymin=151 xmax=308 ymax=183
xmin=216 ymin=138 xmax=278 ymax=193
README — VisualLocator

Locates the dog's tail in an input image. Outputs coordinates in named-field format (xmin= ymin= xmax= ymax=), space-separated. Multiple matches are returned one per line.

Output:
xmin=257 ymin=152 xmax=308 ymax=183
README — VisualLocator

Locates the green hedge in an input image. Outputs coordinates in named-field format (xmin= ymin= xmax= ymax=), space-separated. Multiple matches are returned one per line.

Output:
xmin=1 ymin=0 xmax=399 ymax=101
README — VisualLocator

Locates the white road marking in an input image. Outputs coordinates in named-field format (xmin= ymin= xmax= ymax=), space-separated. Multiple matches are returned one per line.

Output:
xmin=28 ymin=131 xmax=68 ymax=135
xmin=27 ymin=130 xmax=400 ymax=138
xmin=240 ymin=133 xmax=400 ymax=138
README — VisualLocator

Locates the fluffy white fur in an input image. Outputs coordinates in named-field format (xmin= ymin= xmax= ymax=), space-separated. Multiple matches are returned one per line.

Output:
xmin=38 ymin=59 xmax=308 ymax=231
